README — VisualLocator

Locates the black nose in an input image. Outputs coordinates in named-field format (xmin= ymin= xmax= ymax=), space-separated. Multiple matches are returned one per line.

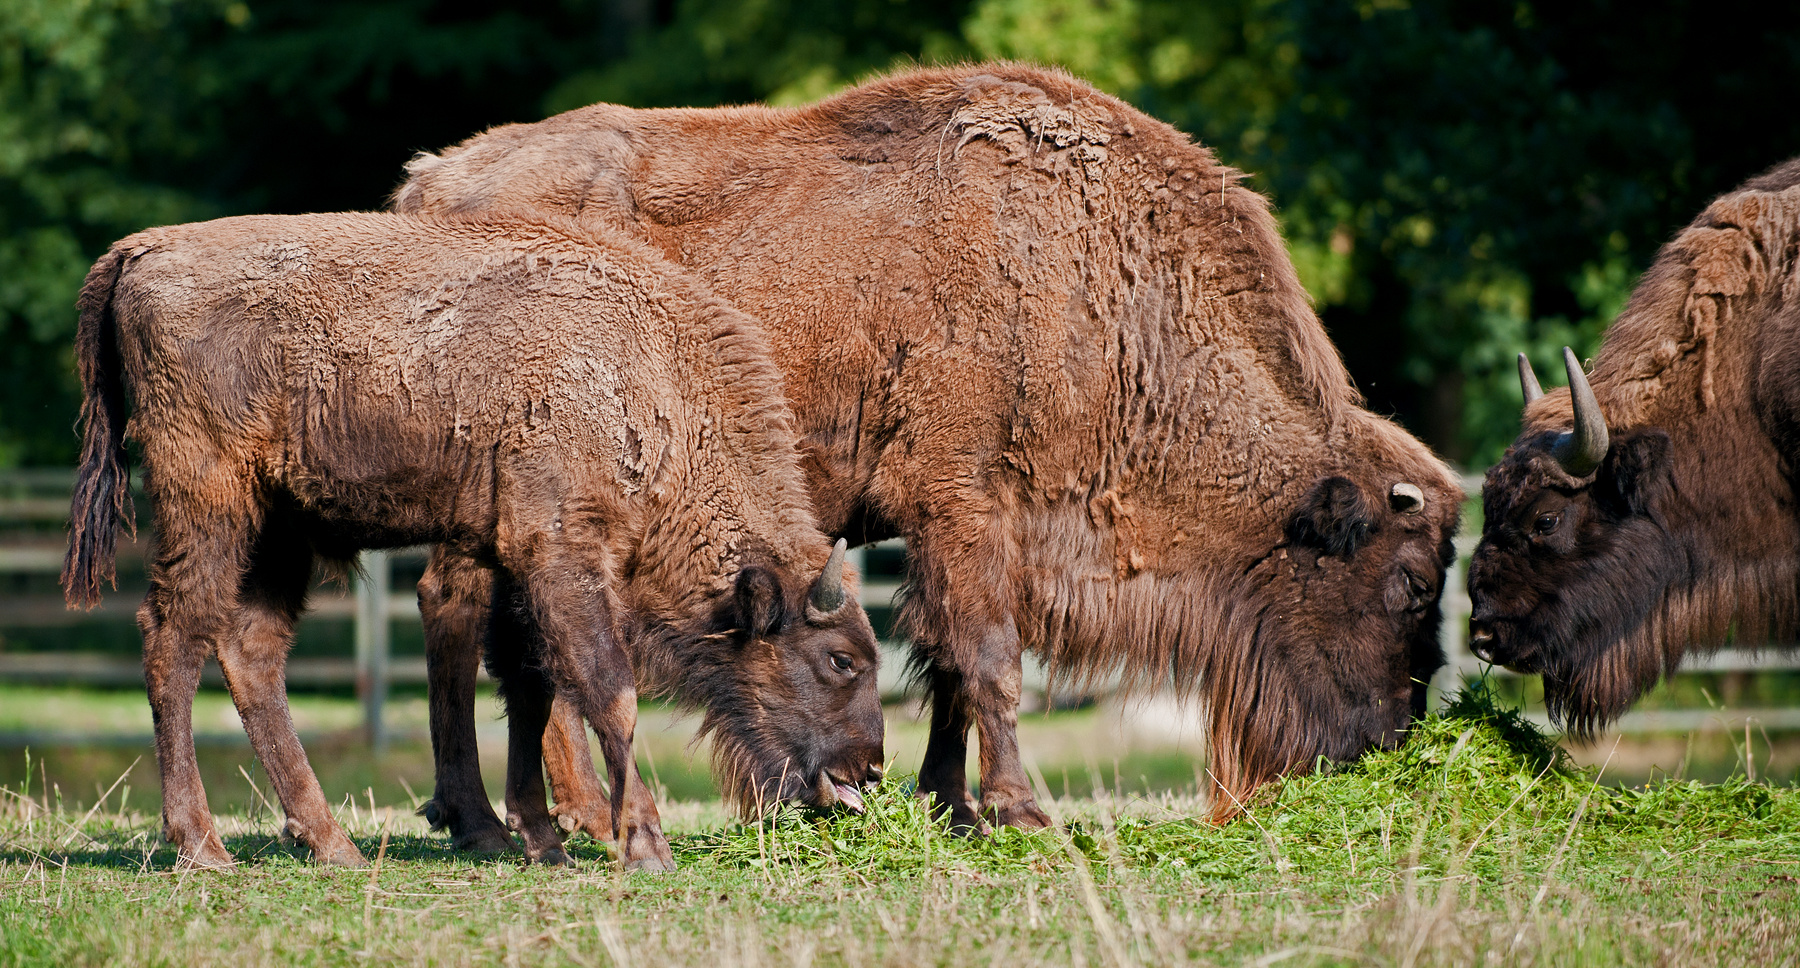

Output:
xmin=1468 ymin=621 xmax=1495 ymax=662
xmin=865 ymin=763 xmax=885 ymax=784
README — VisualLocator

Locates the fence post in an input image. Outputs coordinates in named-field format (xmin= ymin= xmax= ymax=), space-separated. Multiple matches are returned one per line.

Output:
xmin=354 ymin=550 xmax=391 ymax=752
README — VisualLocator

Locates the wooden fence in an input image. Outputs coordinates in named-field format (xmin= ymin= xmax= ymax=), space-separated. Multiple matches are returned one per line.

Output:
xmin=3 ymin=469 xmax=1797 ymax=741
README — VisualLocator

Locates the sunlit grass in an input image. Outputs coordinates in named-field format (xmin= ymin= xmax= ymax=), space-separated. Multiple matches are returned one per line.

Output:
xmin=1 ymin=683 xmax=1794 ymax=966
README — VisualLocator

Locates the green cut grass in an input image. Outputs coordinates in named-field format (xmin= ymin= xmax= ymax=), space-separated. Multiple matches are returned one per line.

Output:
xmin=2 ymin=682 xmax=1795 ymax=967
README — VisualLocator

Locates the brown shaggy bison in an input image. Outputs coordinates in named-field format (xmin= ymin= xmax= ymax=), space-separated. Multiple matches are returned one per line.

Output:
xmin=61 ymin=213 xmax=884 ymax=869
xmin=395 ymin=63 xmax=1462 ymax=832
xmin=1469 ymin=159 xmax=1800 ymax=735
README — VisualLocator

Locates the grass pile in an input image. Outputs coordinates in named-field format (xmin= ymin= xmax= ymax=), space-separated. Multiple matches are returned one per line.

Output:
xmin=2 ymin=683 xmax=1796 ymax=966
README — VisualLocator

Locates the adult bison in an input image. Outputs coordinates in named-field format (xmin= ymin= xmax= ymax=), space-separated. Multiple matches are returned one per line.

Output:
xmin=62 ymin=213 xmax=883 ymax=869
xmin=396 ymin=63 xmax=1461 ymax=832
xmin=1469 ymin=160 xmax=1800 ymax=735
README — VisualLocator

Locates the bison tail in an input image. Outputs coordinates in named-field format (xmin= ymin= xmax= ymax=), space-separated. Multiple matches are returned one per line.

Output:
xmin=61 ymin=247 xmax=134 ymax=610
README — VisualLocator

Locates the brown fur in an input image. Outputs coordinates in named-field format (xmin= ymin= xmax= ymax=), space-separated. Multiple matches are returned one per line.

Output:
xmin=1470 ymin=159 xmax=1800 ymax=734
xmin=396 ymin=63 xmax=1461 ymax=827
xmin=62 ymin=212 xmax=883 ymax=868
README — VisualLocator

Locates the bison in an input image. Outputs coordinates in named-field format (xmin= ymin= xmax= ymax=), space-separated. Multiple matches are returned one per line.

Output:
xmin=1469 ymin=159 xmax=1800 ymax=734
xmin=394 ymin=63 xmax=1462 ymax=833
xmin=61 ymin=212 xmax=884 ymax=869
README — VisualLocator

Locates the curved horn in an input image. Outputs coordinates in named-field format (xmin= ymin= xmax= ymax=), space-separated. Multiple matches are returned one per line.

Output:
xmin=809 ymin=538 xmax=848 ymax=614
xmin=1551 ymin=346 xmax=1609 ymax=476
xmin=1389 ymin=482 xmax=1424 ymax=514
xmin=1517 ymin=353 xmax=1543 ymax=405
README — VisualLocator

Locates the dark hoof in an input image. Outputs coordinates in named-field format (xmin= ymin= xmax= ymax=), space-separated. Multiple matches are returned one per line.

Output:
xmin=528 ymin=846 xmax=575 ymax=867
xmin=418 ymin=798 xmax=449 ymax=830
xmin=454 ymin=825 xmax=518 ymax=856
xmin=919 ymin=790 xmax=985 ymax=834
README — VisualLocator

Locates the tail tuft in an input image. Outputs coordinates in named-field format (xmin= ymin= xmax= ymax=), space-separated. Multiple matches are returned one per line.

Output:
xmin=61 ymin=247 xmax=132 ymax=609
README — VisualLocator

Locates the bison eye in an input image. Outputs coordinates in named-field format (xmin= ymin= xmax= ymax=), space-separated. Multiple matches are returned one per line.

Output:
xmin=829 ymin=652 xmax=854 ymax=673
xmin=1533 ymin=512 xmax=1561 ymax=535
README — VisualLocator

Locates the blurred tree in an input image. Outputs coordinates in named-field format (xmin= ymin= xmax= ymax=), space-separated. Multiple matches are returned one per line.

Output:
xmin=0 ymin=0 xmax=640 ymax=465
xmin=4 ymin=0 xmax=1798 ymax=466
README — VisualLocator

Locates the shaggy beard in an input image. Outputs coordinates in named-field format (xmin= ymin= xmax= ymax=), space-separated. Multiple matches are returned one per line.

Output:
xmin=699 ymin=712 xmax=824 ymax=817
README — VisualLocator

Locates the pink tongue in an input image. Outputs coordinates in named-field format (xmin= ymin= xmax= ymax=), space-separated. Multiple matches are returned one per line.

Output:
xmin=833 ymin=782 xmax=865 ymax=813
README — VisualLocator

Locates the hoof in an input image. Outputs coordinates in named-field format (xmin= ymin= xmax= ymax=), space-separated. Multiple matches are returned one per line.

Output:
xmin=625 ymin=853 xmax=677 ymax=873
xmin=175 ymin=836 xmax=237 ymax=870
xmin=920 ymin=791 xmax=985 ymax=835
xmin=550 ymin=801 xmax=614 ymax=840
xmin=528 ymin=845 xmax=575 ymax=867
xmin=453 ymin=822 xmax=518 ymax=856
xmin=316 ymin=841 xmax=370 ymax=869
xmin=987 ymin=800 xmax=1052 ymax=830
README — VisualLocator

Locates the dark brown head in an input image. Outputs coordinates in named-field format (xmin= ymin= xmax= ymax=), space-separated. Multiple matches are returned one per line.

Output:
xmin=1210 ymin=460 xmax=1458 ymax=813
xmin=1468 ymin=350 xmax=1683 ymax=734
xmin=679 ymin=539 xmax=886 ymax=815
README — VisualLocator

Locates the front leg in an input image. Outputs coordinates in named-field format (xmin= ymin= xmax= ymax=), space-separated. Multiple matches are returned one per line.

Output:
xmin=543 ymin=695 xmax=615 ymax=841
xmin=967 ymin=617 xmax=1051 ymax=829
xmin=483 ymin=586 xmax=570 ymax=866
xmin=520 ymin=558 xmax=674 ymax=872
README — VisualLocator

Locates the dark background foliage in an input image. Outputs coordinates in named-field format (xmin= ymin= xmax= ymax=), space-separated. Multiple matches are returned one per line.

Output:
xmin=5 ymin=0 xmax=1797 ymax=467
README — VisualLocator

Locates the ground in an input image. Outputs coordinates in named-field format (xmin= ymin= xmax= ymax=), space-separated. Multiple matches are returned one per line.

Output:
xmin=1 ymin=686 xmax=1795 ymax=967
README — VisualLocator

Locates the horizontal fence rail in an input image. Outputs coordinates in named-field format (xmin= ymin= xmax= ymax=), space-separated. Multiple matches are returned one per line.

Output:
xmin=3 ymin=469 xmax=1798 ymax=742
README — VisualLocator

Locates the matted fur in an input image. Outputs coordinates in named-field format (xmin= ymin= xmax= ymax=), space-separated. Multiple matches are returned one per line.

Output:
xmin=397 ymin=62 xmax=1461 ymax=824
xmin=1471 ymin=159 xmax=1800 ymax=735
xmin=62 ymin=212 xmax=883 ymax=866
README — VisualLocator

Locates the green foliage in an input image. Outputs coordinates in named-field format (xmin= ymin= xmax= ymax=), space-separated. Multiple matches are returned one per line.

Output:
xmin=682 ymin=682 xmax=1796 ymax=897
xmin=5 ymin=683 xmax=1795 ymax=965
xmin=6 ymin=0 xmax=1800 ymax=465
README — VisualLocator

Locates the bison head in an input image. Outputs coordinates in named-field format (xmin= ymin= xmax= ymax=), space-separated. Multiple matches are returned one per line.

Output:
xmin=693 ymin=539 xmax=887 ymax=815
xmin=1467 ymin=349 xmax=1681 ymax=734
xmin=1211 ymin=463 xmax=1457 ymax=811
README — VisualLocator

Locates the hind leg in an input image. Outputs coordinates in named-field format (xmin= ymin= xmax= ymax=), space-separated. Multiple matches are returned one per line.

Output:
xmin=417 ymin=549 xmax=515 ymax=854
xmin=139 ymin=576 xmax=233 ymax=868
xmin=214 ymin=515 xmax=365 ymax=867
xmin=917 ymin=663 xmax=982 ymax=831
xmin=138 ymin=479 xmax=267 ymax=868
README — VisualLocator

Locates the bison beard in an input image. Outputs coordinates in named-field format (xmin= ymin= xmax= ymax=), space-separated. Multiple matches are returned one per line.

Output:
xmin=1470 ymin=158 xmax=1800 ymax=735
xmin=395 ymin=63 xmax=1463 ymax=831
xmin=61 ymin=212 xmax=885 ymax=869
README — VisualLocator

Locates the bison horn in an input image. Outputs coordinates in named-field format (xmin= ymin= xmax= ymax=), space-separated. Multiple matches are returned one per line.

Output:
xmin=1389 ymin=482 xmax=1425 ymax=514
xmin=1551 ymin=346 xmax=1609 ymax=476
xmin=809 ymin=538 xmax=848 ymax=614
xmin=1517 ymin=353 xmax=1543 ymax=405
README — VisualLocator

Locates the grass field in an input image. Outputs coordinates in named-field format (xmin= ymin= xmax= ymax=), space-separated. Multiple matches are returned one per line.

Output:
xmin=2 ymin=684 xmax=1796 ymax=967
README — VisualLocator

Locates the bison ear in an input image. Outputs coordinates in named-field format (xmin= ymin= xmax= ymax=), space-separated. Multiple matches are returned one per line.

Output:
xmin=1597 ymin=430 xmax=1673 ymax=517
xmin=733 ymin=566 xmax=788 ymax=640
xmin=1287 ymin=476 xmax=1375 ymax=558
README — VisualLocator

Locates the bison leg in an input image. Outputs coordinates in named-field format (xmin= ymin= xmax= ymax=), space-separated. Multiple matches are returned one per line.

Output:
xmin=543 ymin=695 xmax=614 ymax=841
xmin=138 ymin=575 xmax=233 ymax=869
xmin=215 ymin=524 xmax=365 ymax=868
xmin=966 ymin=618 xmax=1051 ymax=829
xmin=518 ymin=560 xmax=673 ymax=872
xmin=484 ymin=611 xmax=572 ymax=866
xmin=417 ymin=550 xmax=516 ymax=855
xmin=917 ymin=664 xmax=982 ymax=831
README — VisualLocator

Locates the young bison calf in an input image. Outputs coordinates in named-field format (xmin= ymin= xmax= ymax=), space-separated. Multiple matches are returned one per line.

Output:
xmin=61 ymin=213 xmax=885 ymax=870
